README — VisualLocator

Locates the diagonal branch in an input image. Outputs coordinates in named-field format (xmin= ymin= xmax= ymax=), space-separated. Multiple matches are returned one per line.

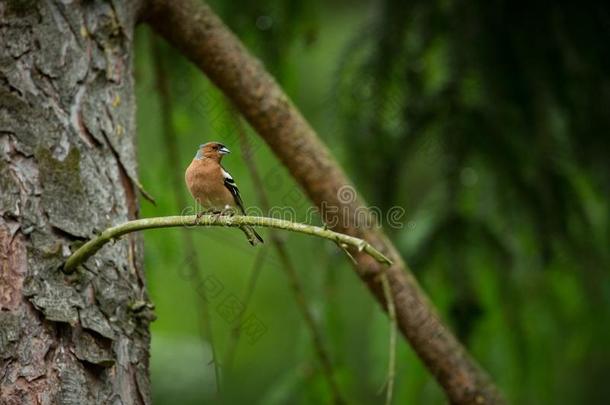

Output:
xmin=222 ymin=247 xmax=267 ymax=373
xmin=234 ymin=114 xmax=345 ymax=404
xmin=63 ymin=215 xmax=392 ymax=273
xmin=143 ymin=1 xmax=505 ymax=403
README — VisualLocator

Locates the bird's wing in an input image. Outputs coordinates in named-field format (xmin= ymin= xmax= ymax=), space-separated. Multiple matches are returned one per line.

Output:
xmin=222 ymin=167 xmax=246 ymax=214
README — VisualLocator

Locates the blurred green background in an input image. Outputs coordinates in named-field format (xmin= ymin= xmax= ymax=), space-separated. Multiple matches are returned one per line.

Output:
xmin=134 ymin=0 xmax=610 ymax=403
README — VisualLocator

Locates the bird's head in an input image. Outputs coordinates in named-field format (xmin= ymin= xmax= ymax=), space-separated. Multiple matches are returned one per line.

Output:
xmin=195 ymin=141 xmax=231 ymax=162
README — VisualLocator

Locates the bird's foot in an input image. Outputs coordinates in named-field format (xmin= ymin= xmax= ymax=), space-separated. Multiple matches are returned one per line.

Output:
xmin=220 ymin=207 xmax=236 ymax=217
xmin=196 ymin=209 xmax=220 ymax=219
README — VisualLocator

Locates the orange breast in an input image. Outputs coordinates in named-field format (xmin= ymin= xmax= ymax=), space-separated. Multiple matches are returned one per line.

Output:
xmin=185 ymin=159 xmax=235 ymax=210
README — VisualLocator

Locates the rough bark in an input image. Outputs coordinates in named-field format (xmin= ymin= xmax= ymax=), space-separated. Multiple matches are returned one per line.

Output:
xmin=144 ymin=1 xmax=504 ymax=403
xmin=0 ymin=1 xmax=152 ymax=404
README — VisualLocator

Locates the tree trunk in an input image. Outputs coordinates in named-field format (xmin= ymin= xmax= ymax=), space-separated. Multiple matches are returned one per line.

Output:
xmin=0 ymin=1 xmax=152 ymax=404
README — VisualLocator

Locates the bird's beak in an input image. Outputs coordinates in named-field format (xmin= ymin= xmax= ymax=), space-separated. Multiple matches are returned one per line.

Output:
xmin=219 ymin=146 xmax=231 ymax=155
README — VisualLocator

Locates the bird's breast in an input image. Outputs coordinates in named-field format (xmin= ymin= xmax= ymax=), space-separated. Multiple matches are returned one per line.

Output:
xmin=184 ymin=160 xmax=232 ymax=209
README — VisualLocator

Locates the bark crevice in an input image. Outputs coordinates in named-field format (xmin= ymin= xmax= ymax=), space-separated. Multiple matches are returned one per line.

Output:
xmin=1 ymin=1 xmax=151 ymax=403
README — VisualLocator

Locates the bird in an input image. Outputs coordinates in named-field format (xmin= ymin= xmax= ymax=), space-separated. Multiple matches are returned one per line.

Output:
xmin=185 ymin=141 xmax=263 ymax=246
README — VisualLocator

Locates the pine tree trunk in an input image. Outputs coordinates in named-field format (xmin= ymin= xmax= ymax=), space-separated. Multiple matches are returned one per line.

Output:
xmin=0 ymin=1 xmax=152 ymax=403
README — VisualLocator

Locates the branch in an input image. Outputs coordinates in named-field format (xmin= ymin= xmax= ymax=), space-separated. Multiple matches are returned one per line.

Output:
xmin=143 ymin=1 xmax=504 ymax=403
xmin=379 ymin=274 xmax=397 ymax=405
xmin=63 ymin=215 xmax=392 ymax=273
xmin=234 ymin=115 xmax=345 ymax=404
xmin=223 ymin=247 xmax=267 ymax=372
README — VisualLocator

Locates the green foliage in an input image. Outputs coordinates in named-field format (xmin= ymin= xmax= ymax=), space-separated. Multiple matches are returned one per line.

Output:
xmin=135 ymin=0 xmax=610 ymax=403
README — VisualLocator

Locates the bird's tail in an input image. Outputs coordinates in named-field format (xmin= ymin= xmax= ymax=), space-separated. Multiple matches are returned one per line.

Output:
xmin=240 ymin=225 xmax=264 ymax=246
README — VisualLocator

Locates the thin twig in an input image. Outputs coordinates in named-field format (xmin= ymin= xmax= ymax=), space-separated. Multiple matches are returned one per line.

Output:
xmin=134 ymin=178 xmax=157 ymax=206
xmin=222 ymin=247 xmax=267 ymax=372
xmin=63 ymin=215 xmax=392 ymax=273
xmin=151 ymin=37 xmax=221 ymax=393
xmin=274 ymin=236 xmax=345 ymax=405
xmin=336 ymin=241 xmax=358 ymax=265
xmin=379 ymin=273 xmax=396 ymax=405
xmin=234 ymin=115 xmax=345 ymax=405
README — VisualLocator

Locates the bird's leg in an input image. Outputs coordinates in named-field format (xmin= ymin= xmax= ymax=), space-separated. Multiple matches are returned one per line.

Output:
xmin=220 ymin=206 xmax=236 ymax=217
xmin=210 ymin=209 xmax=225 ymax=221
xmin=196 ymin=208 xmax=220 ymax=219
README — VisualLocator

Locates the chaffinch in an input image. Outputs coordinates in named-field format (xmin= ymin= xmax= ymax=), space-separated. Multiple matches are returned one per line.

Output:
xmin=185 ymin=141 xmax=263 ymax=246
